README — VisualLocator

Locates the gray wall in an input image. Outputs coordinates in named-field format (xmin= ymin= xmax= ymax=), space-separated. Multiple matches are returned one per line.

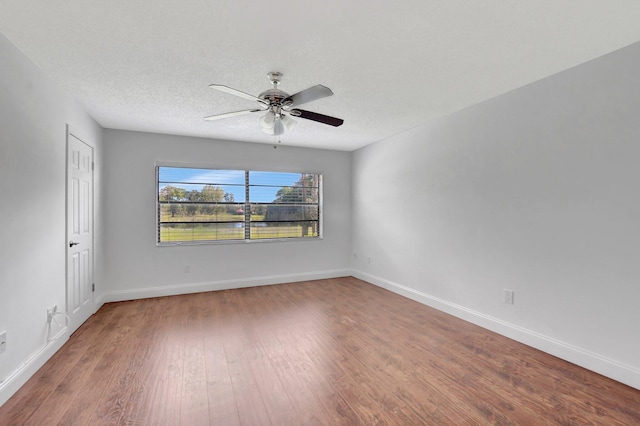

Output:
xmin=351 ymin=42 xmax=640 ymax=389
xmin=0 ymin=33 xmax=103 ymax=404
xmin=100 ymin=130 xmax=352 ymax=302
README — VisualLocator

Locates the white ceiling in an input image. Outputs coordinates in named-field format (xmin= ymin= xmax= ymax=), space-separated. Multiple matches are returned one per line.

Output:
xmin=1 ymin=1 xmax=639 ymax=151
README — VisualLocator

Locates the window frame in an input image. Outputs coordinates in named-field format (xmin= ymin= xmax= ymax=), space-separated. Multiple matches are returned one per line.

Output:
xmin=155 ymin=163 xmax=323 ymax=246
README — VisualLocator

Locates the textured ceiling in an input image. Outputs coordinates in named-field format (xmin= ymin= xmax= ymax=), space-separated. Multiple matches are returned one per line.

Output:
xmin=1 ymin=1 xmax=639 ymax=151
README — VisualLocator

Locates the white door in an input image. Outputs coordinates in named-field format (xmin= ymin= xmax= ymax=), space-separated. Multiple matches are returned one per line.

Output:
xmin=67 ymin=129 xmax=94 ymax=334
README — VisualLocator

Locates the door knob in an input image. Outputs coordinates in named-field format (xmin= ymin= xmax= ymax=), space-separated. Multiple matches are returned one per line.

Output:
xmin=69 ymin=241 xmax=80 ymax=247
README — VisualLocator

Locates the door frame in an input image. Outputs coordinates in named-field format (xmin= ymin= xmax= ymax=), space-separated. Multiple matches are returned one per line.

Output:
xmin=65 ymin=124 xmax=96 ymax=334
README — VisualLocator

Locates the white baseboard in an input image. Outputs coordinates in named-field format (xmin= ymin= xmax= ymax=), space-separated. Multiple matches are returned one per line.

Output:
xmin=352 ymin=269 xmax=640 ymax=391
xmin=0 ymin=329 xmax=69 ymax=407
xmin=96 ymin=269 xmax=351 ymax=305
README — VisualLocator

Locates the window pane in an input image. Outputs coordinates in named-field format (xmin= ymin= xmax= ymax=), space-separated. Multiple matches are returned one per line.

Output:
xmin=253 ymin=204 xmax=318 ymax=221
xmin=249 ymin=171 xmax=307 ymax=187
xmin=160 ymin=222 xmax=244 ymax=242
xmin=249 ymin=172 xmax=319 ymax=204
xmin=159 ymin=203 xmax=245 ymax=222
xmin=159 ymin=167 xmax=245 ymax=185
xmin=158 ymin=167 xmax=246 ymax=204
xmin=250 ymin=186 xmax=319 ymax=204
xmin=250 ymin=221 xmax=319 ymax=239
xmin=159 ymin=183 xmax=246 ymax=203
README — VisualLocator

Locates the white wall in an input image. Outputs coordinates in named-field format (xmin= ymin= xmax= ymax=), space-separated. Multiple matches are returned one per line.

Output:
xmin=100 ymin=130 xmax=351 ymax=302
xmin=0 ymin=33 xmax=103 ymax=405
xmin=352 ymin=41 xmax=640 ymax=389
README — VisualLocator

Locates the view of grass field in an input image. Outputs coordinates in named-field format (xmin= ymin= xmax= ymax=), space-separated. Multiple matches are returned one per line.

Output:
xmin=157 ymin=167 xmax=320 ymax=243
xmin=160 ymin=223 xmax=317 ymax=241
xmin=160 ymin=211 xmax=253 ymax=223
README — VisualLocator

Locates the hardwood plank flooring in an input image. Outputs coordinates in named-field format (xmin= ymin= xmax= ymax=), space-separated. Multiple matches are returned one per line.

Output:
xmin=1 ymin=277 xmax=639 ymax=425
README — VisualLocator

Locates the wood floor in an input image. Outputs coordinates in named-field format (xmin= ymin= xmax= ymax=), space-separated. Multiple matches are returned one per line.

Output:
xmin=2 ymin=277 xmax=639 ymax=425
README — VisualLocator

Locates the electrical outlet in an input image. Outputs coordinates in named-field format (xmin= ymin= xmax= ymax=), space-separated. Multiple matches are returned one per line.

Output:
xmin=184 ymin=264 xmax=191 ymax=273
xmin=0 ymin=331 xmax=7 ymax=353
xmin=47 ymin=305 xmax=58 ymax=323
xmin=504 ymin=289 xmax=514 ymax=305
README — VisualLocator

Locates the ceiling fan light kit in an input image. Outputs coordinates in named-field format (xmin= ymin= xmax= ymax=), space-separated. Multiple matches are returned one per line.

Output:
xmin=204 ymin=72 xmax=344 ymax=136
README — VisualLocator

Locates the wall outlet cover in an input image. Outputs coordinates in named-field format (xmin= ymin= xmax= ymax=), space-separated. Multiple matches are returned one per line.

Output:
xmin=504 ymin=289 xmax=515 ymax=304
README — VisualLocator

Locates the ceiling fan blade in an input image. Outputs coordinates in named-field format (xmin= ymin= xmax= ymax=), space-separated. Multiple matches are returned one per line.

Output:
xmin=289 ymin=109 xmax=344 ymax=127
xmin=209 ymin=84 xmax=270 ymax=107
xmin=283 ymin=85 xmax=333 ymax=108
xmin=204 ymin=109 xmax=262 ymax=121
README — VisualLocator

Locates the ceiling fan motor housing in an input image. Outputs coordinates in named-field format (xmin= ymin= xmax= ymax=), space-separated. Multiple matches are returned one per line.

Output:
xmin=259 ymin=89 xmax=289 ymax=106
xmin=262 ymin=72 xmax=294 ymax=111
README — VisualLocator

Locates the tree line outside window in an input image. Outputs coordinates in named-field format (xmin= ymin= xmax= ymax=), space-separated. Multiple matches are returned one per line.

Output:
xmin=157 ymin=167 xmax=321 ymax=243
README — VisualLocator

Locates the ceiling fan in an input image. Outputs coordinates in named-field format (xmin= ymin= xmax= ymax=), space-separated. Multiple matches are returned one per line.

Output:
xmin=204 ymin=72 xmax=344 ymax=136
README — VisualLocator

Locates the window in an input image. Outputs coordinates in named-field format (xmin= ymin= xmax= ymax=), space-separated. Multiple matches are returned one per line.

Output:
xmin=157 ymin=166 xmax=321 ymax=244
